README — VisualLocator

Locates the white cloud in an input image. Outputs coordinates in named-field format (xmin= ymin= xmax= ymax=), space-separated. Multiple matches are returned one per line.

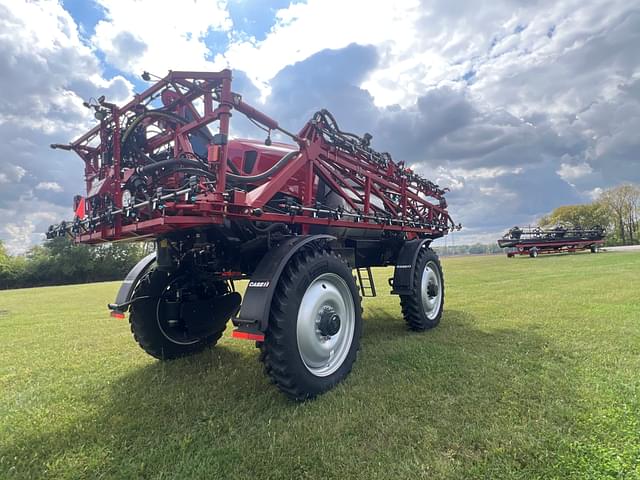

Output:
xmin=448 ymin=166 xmax=524 ymax=180
xmin=587 ymin=187 xmax=603 ymax=200
xmin=0 ymin=202 xmax=66 ymax=255
xmin=0 ymin=163 xmax=27 ymax=183
xmin=218 ymin=0 xmax=420 ymax=97
xmin=557 ymin=162 xmax=594 ymax=182
xmin=35 ymin=181 xmax=63 ymax=192
xmin=92 ymin=0 xmax=232 ymax=75
xmin=0 ymin=0 xmax=133 ymax=252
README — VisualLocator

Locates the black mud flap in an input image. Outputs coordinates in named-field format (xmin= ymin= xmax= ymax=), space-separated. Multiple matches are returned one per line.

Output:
xmin=233 ymin=234 xmax=335 ymax=335
xmin=390 ymin=239 xmax=431 ymax=295
xmin=107 ymin=252 xmax=157 ymax=316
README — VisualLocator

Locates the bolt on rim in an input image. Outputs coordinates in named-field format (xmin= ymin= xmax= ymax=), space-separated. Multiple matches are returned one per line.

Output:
xmin=421 ymin=261 xmax=442 ymax=320
xmin=296 ymin=273 xmax=355 ymax=377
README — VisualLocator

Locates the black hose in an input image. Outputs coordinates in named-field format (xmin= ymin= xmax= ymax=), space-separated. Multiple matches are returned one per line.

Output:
xmin=247 ymin=222 xmax=289 ymax=234
xmin=227 ymin=159 xmax=240 ymax=175
xmin=153 ymin=167 xmax=216 ymax=181
xmin=226 ymin=151 xmax=299 ymax=184
xmin=317 ymin=109 xmax=361 ymax=140
xmin=138 ymin=157 xmax=207 ymax=175
xmin=121 ymin=110 xmax=190 ymax=146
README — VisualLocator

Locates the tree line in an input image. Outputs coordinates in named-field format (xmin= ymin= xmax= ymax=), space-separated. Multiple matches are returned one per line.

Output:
xmin=434 ymin=243 xmax=503 ymax=256
xmin=0 ymin=237 xmax=149 ymax=290
xmin=538 ymin=183 xmax=639 ymax=245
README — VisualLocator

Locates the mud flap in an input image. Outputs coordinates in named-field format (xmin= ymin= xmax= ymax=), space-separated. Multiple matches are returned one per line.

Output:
xmin=107 ymin=252 xmax=157 ymax=315
xmin=390 ymin=239 xmax=431 ymax=295
xmin=233 ymin=234 xmax=335 ymax=334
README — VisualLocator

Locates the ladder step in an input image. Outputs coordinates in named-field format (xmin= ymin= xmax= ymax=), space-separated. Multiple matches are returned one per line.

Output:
xmin=356 ymin=267 xmax=377 ymax=297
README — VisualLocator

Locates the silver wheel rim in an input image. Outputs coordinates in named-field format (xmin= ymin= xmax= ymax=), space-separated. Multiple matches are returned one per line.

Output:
xmin=296 ymin=273 xmax=355 ymax=377
xmin=421 ymin=261 xmax=442 ymax=320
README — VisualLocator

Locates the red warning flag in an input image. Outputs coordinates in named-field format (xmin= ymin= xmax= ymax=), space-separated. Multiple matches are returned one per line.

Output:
xmin=74 ymin=197 xmax=85 ymax=219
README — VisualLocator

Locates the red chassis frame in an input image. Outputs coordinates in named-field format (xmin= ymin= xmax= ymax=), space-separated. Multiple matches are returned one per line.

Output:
xmin=50 ymin=70 xmax=457 ymax=244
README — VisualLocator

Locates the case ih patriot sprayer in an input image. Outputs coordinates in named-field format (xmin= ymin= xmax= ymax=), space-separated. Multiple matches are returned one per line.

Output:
xmin=48 ymin=70 xmax=459 ymax=400
xmin=498 ymin=225 xmax=605 ymax=258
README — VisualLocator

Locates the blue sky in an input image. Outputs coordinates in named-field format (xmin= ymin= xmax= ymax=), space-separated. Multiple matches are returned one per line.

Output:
xmin=0 ymin=0 xmax=638 ymax=253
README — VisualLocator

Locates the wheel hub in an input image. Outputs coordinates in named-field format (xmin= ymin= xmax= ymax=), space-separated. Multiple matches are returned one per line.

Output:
xmin=317 ymin=306 xmax=341 ymax=337
xmin=296 ymin=273 xmax=355 ymax=377
xmin=156 ymin=278 xmax=234 ymax=345
xmin=420 ymin=261 xmax=442 ymax=321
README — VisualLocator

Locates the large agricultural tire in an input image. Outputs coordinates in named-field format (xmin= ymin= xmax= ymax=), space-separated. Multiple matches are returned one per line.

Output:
xmin=129 ymin=268 xmax=235 ymax=360
xmin=261 ymin=247 xmax=362 ymax=401
xmin=400 ymin=247 xmax=444 ymax=331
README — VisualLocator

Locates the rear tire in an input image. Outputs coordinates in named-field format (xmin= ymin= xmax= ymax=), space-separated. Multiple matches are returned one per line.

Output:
xmin=400 ymin=247 xmax=444 ymax=331
xmin=129 ymin=268 xmax=234 ymax=360
xmin=261 ymin=247 xmax=362 ymax=401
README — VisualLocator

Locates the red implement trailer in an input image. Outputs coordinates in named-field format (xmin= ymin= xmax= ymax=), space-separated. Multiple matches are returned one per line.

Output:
xmin=498 ymin=225 xmax=605 ymax=258
xmin=48 ymin=70 xmax=459 ymax=399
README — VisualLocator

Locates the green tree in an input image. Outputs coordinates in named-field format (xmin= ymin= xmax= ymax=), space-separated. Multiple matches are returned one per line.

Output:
xmin=0 ymin=237 xmax=148 ymax=290
xmin=538 ymin=202 xmax=609 ymax=230
xmin=600 ymin=184 xmax=640 ymax=244
xmin=0 ymin=241 xmax=26 ymax=289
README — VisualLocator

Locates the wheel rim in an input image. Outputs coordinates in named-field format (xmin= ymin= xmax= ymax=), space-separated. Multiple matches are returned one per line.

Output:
xmin=296 ymin=273 xmax=355 ymax=377
xmin=156 ymin=276 xmax=201 ymax=346
xmin=420 ymin=261 xmax=442 ymax=320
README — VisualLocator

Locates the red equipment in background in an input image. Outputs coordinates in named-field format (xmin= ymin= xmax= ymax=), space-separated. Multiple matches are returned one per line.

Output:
xmin=498 ymin=225 xmax=605 ymax=258
xmin=48 ymin=70 xmax=460 ymax=400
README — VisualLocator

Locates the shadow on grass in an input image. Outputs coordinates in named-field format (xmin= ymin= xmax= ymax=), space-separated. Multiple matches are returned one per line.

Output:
xmin=4 ymin=308 xmax=583 ymax=479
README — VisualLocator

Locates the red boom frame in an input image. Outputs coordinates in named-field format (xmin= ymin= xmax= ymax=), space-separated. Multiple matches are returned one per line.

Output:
xmin=49 ymin=70 xmax=457 ymax=243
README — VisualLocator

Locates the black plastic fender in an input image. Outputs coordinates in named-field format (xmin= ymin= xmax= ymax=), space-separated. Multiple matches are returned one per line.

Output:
xmin=234 ymin=234 xmax=335 ymax=331
xmin=390 ymin=239 xmax=432 ymax=295
xmin=108 ymin=252 xmax=156 ymax=313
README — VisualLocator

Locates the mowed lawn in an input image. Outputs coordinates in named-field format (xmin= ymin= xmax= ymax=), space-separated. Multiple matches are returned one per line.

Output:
xmin=1 ymin=252 xmax=639 ymax=479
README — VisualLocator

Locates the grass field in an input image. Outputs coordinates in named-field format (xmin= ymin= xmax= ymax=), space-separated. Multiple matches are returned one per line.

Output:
xmin=1 ymin=252 xmax=639 ymax=479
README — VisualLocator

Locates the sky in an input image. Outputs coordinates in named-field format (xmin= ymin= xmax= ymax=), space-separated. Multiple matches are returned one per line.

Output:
xmin=0 ymin=0 xmax=638 ymax=254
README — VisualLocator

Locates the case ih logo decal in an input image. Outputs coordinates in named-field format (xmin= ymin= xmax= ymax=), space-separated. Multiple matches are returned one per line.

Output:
xmin=248 ymin=281 xmax=270 ymax=288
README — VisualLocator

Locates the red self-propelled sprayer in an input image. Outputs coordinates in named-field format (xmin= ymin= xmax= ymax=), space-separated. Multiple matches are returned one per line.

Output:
xmin=48 ymin=69 xmax=460 ymax=400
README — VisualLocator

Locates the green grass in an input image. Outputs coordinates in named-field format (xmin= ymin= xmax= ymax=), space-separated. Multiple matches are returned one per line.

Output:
xmin=1 ymin=251 xmax=639 ymax=479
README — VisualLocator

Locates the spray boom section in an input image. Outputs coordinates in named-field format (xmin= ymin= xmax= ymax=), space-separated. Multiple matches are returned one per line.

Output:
xmin=48 ymin=69 xmax=459 ymax=243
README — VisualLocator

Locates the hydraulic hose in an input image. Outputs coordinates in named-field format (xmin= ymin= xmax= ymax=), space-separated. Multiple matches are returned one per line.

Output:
xmin=247 ymin=221 xmax=289 ymax=234
xmin=137 ymin=157 xmax=207 ymax=175
xmin=226 ymin=151 xmax=299 ymax=184
xmin=226 ymin=159 xmax=240 ymax=175
xmin=153 ymin=167 xmax=216 ymax=181
xmin=121 ymin=110 xmax=190 ymax=146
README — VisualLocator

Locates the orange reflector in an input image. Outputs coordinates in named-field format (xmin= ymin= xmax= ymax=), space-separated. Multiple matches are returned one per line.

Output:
xmin=232 ymin=330 xmax=265 ymax=342
xmin=110 ymin=311 xmax=125 ymax=319
xmin=221 ymin=271 xmax=242 ymax=278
